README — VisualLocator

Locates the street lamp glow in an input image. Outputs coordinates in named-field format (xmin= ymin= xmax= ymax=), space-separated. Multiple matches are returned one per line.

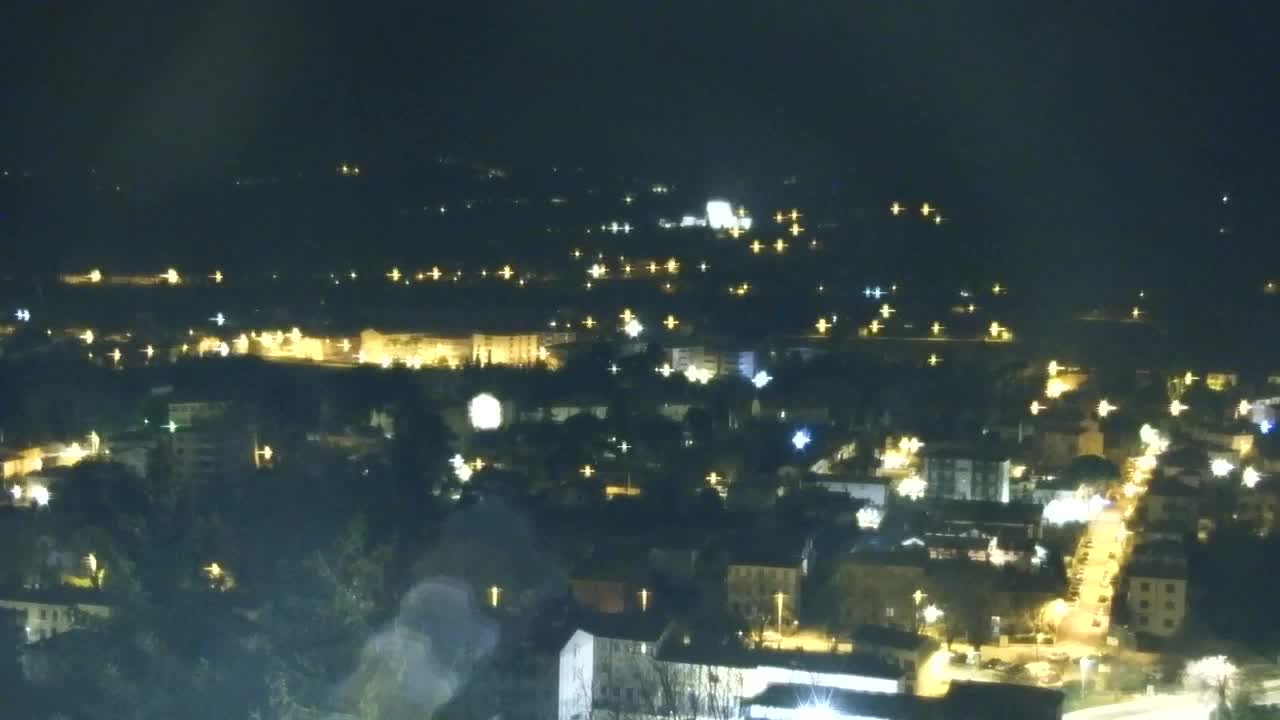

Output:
xmin=1045 ymin=377 xmax=1070 ymax=398
xmin=656 ymin=363 xmax=674 ymax=378
xmin=752 ymin=370 xmax=772 ymax=389
xmin=922 ymin=604 xmax=944 ymax=624
xmin=890 ymin=201 xmax=904 ymax=216
xmin=1242 ymin=466 xmax=1262 ymax=489
xmin=791 ymin=429 xmax=812 ymax=451
xmin=1236 ymin=399 xmax=1252 ymax=418
xmin=580 ymin=464 xmax=594 ymax=478
xmin=1047 ymin=360 xmax=1062 ymax=377
xmin=663 ymin=314 xmax=679 ymax=330
xmin=1169 ymin=399 xmax=1189 ymax=417
xmin=468 ymin=393 xmax=503 ymax=430
xmin=1029 ymin=400 xmax=1044 ymax=416
xmin=623 ymin=318 xmax=644 ymax=338
xmin=162 ymin=268 xmax=181 ymax=285
xmin=1210 ymin=458 xmax=1234 ymax=477
xmin=896 ymin=474 xmax=927 ymax=500
xmin=29 ymin=485 xmax=50 ymax=507
xmin=1097 ymin=399 xmax=1117 ymax=418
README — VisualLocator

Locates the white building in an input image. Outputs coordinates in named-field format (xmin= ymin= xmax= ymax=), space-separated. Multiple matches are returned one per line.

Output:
xmin=669 ymin=346 xmax=756 ymax=381
xmin=0 ymin=591 xmax=112 ymax=643
xmin=921 ymin=447 xmax=1011 ymax=503
xmin=558 ymin=616 xmax=905 ymax=720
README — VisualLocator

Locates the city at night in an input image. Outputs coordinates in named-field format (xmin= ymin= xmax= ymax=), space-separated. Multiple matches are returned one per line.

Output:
xmin=2 ymin=3 xmax=1280 ymax=719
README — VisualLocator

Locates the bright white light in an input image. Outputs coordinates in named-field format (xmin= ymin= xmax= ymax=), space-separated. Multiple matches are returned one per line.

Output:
xmin=706 ymin=200 xmax=736 ymax=230
xmin=1184 ymin=655 xmax=1238 ymax=697
xmin=922 ymin=604 xmax=945 ymax=624
xmin=896 ymin=474 xmax=927 ymax=500
xmin=1043 ymin=495 xmax=1109 ymax=525
xmin=1096 ymin=399 xmax=1117 ymax=418
xmin=29 ymin=485 xmax=50 ymax=507
xmin=751 ymin=370 xmax=773 ymax=389
xmin=1169 ymin=399 xmax=1189 ymax=416
xmin=683 ymin=365 xmax=712 ymax=384
xmin=211 ymin=312 xmax=226 ymax=327
xmin=1242 ymin=466 xmax=1262 ymax=489
xmin=1236 ymin=400 xmax=1253 ymax=418
xmin=1210 ymin=459 xmax=1234 ymax=478
xmin=623 ymin=318 xmax=644 ymax=338
xmin=791 ymin=429 xmax=812 ymax=451
xmin=881 ymin=450 xmax=909 ymax=471
xmin=897 ymin=436 xmax=924 ymax=454
xmin=1045 ymin=377 xmax=1071 ymax=399
xmin=856 ymin=506 xmax=882 ymax=529
xmin=797 ymin=702 xmax=836 ymax=720
xmin=1261 ymin=420 xmax=1274 ymax=435
xmin=468 ymin=393 xmax=503 ymax=430
xmin=9 ymin=485 xmax=21 ymax=500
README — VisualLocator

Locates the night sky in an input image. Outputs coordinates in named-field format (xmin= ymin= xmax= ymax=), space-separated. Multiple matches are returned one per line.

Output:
xmin=2 ymin=2 xmax=1279 ymax=283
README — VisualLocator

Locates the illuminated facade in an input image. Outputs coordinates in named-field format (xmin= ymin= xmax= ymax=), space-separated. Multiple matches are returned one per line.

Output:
xmin=669 ymin=346 xmax=756 ymax=380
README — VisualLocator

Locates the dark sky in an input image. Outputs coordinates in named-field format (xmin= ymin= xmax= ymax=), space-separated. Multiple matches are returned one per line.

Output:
xmin=2 ymin=2 xmax=1279 ymax=276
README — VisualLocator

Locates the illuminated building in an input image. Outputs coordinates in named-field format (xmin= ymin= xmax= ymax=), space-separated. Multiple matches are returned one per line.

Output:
xmin=920 ymin=446 xmax=1011 ymax=503
xmin=0 ymin=591 xmax=112 ymax=643
xmin=164 ymin=401 xmax=253 ymax=485
xmin=1125 ymin=551 xmax=1187 ymax=638
xmin=668 ymin=346 xmax=756 ymax=381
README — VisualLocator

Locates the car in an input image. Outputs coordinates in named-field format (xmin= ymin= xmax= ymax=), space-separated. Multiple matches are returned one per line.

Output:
xmin=982 ymin=658 xmax=1010 ymax=672
xmin=1091 ymin=617 xmax=1102 ymax=627
xmin=1046 ymin=651 xmax=1071 ymax=664
xmin=1107 ymin=551 xmax=1116 ymax=560
xmin=950 ymin=651 xmax=969 ymax=666
xmin=1038 ymin=670 xmax=1064 ymax=687
xmin=1097 ymin=595 xmax=1108 ymax=603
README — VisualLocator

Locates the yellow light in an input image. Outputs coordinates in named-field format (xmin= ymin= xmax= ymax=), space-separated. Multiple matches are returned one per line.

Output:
xmin=663 ymin=315 xmax=679 ymax=330
xmin=789 ymin=223 xmax=803 ymax=237
xmin=108 ymin=348 xmax=122 ymax=364
xmin=428 ymin=266 xmax=442 ymax=280
xmin=489 ymin=585 xmax=501 ymax=608
xmin=162 ymin=268 xmax=181 ymax=285
xmin=879 ymin=303 xmax=895 ymax=319
xmin=1183 ymin=371 xmax=1198 ymax=385
xmin=1236 ymin=399 xmax=1252 ymax=417
xmin=890 ymin=201 xmax=903 ymax=216
xmin=87 ymin=269 xmax=102 ymax=283
xmin=988 ymin=321 xmax=1004 ymax=337
xmin=728 ymin=225 xmax=743 ymax=239
xmin=387 ymin=267 xmax=403 ymax=283
xmin=1097 ymin=399 xmax=1117 ymax=417
xmin=1047 ymin=360 xmax=1061 ymax=377
xmin=580 ymin=464 xmax=594 ymax=478
xmin=1030 ymin=400 xmax=1044 ymax=415
xmin=789 ymin=209 xmax=800 ymax=221
xmin=211 ymin=270 xmax=224 ymax=284
xmin=706 ymin=471 xmax=722 ymax=484
xmin=665 ymin=258 xmax=679 ymax=274
xmin=582 ymin=316 xmax=596 ymax=329
xmin=80 ymin=330 xmax=94 ymax=345
xmin=868 ymin=319 xmax=882 ymax=334
xmin=499 ymin=265 xmax=514 ymax=280
xmin=815 ymin=317 xmax=831 ymax=335
xmin=588 ymin=263 xmax=607 ymax=279
xmin=992 ymin=283 xmax=1003 ymax=295
xmin=774 ymin=211 xmax=785 ymax=223
xmin=1045 ymin=377 xmax=1070 ymax=399
xmin=1169 ymin=399 xmax=1189 ymax=416
xmin=921 ymin=202 xmax=934 ymax=216
xmin=647 ymin=261 xmax=659 ymax=274
xmin=619 ymin=308 xmax=636 ymax=324
xmin=930 ymin=321 xmax=943 ymax=336
xmin=571 ymin=249 xmax=582 ymax=259
xmin=750 ymin=239 xmax=763 ymax=254
xmin=927 ymin=354 xmax=941 ymax=367
xmin=1131 ymin=307 xmax=1143 ymax=319
xmin=656 ymin=363 xmax=675 ymax=378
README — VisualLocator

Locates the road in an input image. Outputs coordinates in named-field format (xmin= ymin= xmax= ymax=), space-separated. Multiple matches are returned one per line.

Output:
xmin=1061 ymin=507 xmax=1125 ymax=643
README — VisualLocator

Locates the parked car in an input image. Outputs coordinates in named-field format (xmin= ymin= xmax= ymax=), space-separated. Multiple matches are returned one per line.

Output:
xmin=1046 ymin=651 xmax=1071 ymax=664
xmin=950 ymin=651 xmax=969 ymax=666
xmin=982 ymin=658 xmax=1010 ymax=672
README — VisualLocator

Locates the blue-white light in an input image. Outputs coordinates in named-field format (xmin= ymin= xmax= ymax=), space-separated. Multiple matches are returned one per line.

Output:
xmin=792 ymin=428 xmax=812 ymax=451
xmin=752 ymin=370 xmax=773 ymax=389
xmin=1261 ymin=420 xmax=1274 ymax=435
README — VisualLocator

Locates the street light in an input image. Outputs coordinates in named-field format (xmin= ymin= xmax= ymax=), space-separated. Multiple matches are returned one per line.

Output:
xmin=774 ymin=591 xmax=786 ymax=637
xmin=1169 ymin=399 xmax=1189 ymax=417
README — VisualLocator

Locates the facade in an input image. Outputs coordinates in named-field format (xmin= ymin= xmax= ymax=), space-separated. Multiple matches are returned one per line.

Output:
xmin=921 ymin=448 xmax=1011 ymax=503
xmin=852 ymin=625 xmax=943 ymax=695
xmin=1140 ymin=479 xmax=1200 ymax=534
xmin=558 ymin=618 xmax=906 ymax=720
xmin=1037 ymin=420 xmax=1104 ymax=467
xmin=725 ymin=541 xmax=809 ymax=626
xmin=669 ymin=346 xmax=756 ymax=380
xmin=829 ymin=549 xmax=928 ymax=631
xmin=357 ymin=329 xmax=571 ymax=369
xmin=0 ymin=591 xmax=112 ymax=643
xmin=1125 ymin=560 xmax=1187 ymax=638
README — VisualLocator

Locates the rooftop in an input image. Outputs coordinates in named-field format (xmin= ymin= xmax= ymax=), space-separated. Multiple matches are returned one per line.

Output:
xmin=576 ymin=611 xmax=671 ymax=643
xmin=1127 ymin=559 xmax=1188 ymax=581
xmin=931 ymin=500 xmax=1043 ymax=527
xmin=743 ymin=683 xmax=940 ymax=720
xmin=660 ymin=643 xmax=906 ymax=681
xmin=943 ymin=681 xmax=1065 ymax=720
